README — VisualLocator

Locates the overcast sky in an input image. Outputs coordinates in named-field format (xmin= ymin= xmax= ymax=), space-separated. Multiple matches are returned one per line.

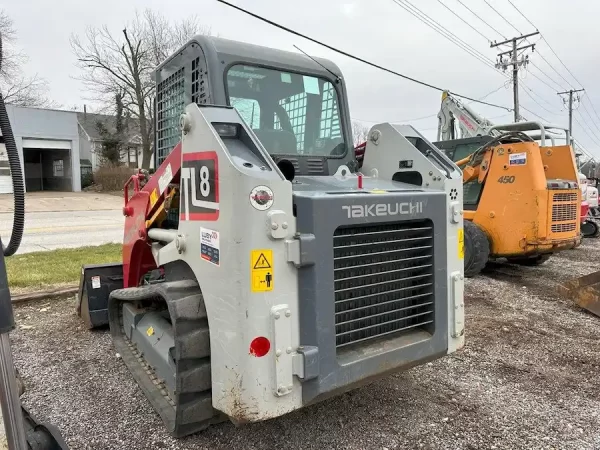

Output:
xmin=4 ymin=0 xmax=600 ymax=157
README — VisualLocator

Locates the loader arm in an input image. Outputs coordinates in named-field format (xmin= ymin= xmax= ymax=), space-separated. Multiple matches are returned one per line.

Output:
xmin=455 ymin=148 xmax=492 ymax=185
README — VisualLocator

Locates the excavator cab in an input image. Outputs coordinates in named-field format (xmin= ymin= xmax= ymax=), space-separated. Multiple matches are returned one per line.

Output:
xmin=434 ymin=121 xmax=582 ymax=277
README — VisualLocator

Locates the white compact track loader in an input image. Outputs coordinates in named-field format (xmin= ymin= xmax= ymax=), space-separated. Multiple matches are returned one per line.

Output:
xmin=77 ymin=35 xmax=466 ymax=438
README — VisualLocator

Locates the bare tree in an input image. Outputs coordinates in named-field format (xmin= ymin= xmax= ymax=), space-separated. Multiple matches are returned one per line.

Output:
xmin=70 ymin=9 xmax=210 ymax=169
xmin=352 ymin=120 xmax=370 ymax=146
xmin=0 ymin=9 xmax=53 ymax=107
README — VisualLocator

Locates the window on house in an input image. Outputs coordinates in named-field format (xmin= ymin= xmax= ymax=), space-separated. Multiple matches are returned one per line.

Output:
xmin=129 ymin=147 xmax=137 ymax=163
xmin=53 ymin=159 xmax=64 ymax=177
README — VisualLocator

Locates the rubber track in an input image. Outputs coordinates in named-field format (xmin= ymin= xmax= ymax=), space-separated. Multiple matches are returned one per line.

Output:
xmin=107 ymin=280 xmax=226 ymax=437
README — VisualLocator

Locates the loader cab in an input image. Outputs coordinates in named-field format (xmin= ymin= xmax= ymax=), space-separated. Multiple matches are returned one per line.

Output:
xmin=153 ymin=35 xmax=355 ymax=177
xmin=434 ymin=135 xmax=494 ymax=210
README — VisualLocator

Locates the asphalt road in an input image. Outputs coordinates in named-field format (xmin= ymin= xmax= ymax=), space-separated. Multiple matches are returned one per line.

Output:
xmin=0 ymin=210 xmax=125 ymax=253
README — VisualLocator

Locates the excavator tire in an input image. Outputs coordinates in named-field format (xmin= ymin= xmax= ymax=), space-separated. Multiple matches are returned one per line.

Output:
xmin=581 ymin=219 xmax=600 ymax=238
xmin=107 ymin=278 xmax=226 ymax=438
xmin=463 ymin=220 xmax=490 ymax=278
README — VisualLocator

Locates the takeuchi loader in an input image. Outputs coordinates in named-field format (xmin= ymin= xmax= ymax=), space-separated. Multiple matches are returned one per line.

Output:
xmin=76 ymin=35 xmax=466 ymax=438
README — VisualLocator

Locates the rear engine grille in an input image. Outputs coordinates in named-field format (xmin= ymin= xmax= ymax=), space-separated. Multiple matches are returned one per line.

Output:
xmin=551 ymin=222 xmax=576 ymax=233
xmin=553 ymin=192 xmax=578 ymax=202
xmin=551 ymin=191 xmax=578 ymax=234
xmin=552 ymin=203 xmax=578 ymax=222
xmin=333 ymin=220 xmax=435 ymax=350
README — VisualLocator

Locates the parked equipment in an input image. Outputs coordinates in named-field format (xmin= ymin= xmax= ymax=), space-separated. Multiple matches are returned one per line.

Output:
xmin=77 ymin=35 xmax=465 ymax=438
xmin=432 ymin=92 xmax=582 ymax=276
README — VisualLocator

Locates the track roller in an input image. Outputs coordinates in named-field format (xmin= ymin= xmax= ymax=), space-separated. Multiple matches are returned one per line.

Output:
xmin=107 ymin=279 xmax=226 ymax=438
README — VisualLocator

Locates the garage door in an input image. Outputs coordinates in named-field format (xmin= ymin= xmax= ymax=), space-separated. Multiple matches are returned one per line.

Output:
xmin=23 ymin=139 xmax=73 ymax=192
xmin=22 ymin=139 xmax=71 ymax=150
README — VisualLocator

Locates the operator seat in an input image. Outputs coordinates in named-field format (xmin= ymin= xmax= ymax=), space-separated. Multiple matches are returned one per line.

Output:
xmin=253 ymin=129 xmax=298 ymax=155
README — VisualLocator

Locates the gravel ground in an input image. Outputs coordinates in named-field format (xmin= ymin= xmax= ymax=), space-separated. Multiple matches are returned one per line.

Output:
xmin=10 ymin=238 xmax=600 ymax=450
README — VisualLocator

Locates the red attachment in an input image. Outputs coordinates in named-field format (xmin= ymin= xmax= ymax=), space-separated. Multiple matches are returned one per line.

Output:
xmin=123 ymin=172 xmax=146 ymax=209
xmin=249 ymin=337 xmax=271 ymax=357
xmin=357 ymin=173 xmax=363 ymax=189
xmin=581 ymin=201 xmax=590 ymax=223
xmin=122 ymin=143 xmax=183 ymax=288
xmin=355 ymin=141 xmax=366 ymax=165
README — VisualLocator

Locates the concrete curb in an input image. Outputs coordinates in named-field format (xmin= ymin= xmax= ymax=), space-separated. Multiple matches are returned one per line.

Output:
xmin=11 ymin=285 xmax=78 ymax=305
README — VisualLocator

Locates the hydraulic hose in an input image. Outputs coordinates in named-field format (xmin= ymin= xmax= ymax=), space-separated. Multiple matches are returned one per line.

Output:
xmin=0 ymin=32 xmax=25 ymax=256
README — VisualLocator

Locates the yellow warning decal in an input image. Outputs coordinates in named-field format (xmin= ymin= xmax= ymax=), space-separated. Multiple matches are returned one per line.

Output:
xmin=146 ymin=326 xmax=155 ymax=337
xmin=458 ymin=228 xmax=464 ymax=259
xmin=251 ymin=249 xmax=273 ymax=292
xmin=149 ymin=189 xmax=159 ymax=208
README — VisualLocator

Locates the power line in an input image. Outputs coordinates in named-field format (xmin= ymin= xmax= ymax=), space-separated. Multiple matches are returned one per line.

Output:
xmin=215 ymin=0 xmax=512 ymax=110
xmin=520 ymin=83 xmax=560 ymax=115
xmin=481 ymin=0 xmax=521 ymax=35
xmin=435 ymin=0 xmax=492 ymax=42
xmin=389 ymin=0 xmax=497 ymax=71
xmin=526 ymin=62 xmax=564 ymax=92
xmin=573 ymin=114 xmax=600 ymax=149
xmin=581 ymin=93 xmax=600 ymax=127
xmin=578 ymin=97 xmax=600 ymax=140
xmin=452 ymin=0 xmax=507 ymax=39
xmin=534 ymin=49 xmax=575 ymax=90
xmin=353 ymin=83 xmax=509 ymax=124
xmin=504 ymin=1 xmax=584 ymax=92
xmin=505 ymin=0 xmax=536 ymax=29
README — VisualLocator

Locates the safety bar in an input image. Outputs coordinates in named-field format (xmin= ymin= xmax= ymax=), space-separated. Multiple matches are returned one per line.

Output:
xmin=489 ymin=121 xmax=570 ymax=147
xmin=123 ymin=172 xmax=146 ymax=207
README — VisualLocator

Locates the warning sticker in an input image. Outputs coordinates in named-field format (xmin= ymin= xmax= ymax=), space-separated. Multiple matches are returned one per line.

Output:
xmin=458 ymin=228 xmax=464 ymax=260
xmin=158 ymin=163 xmax=173 ymax=194
xmin=200 ymin=227 xmax=220 ymax=266
xmin=251 ymin=249 xmax=273 ymax=292
xmin=509 ymin=152 xmax=527 ymax=165
xmin=149 ymin=189 xmax=159 ymax=208
xmin=91 ymin=276 xmax=101 ymax=289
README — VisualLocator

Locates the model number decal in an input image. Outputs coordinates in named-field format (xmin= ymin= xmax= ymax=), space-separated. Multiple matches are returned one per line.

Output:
xmin=497 ymin=175 xmax=515 ymax=184
xmin=180 ymin=152 xmax=219 ymax=221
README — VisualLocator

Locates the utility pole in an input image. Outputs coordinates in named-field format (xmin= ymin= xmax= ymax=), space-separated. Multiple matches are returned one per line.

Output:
xmin=557 ymin=88 xmax=584 ymax=145
xmin=491 ymin=31 xmax=540 ymax=122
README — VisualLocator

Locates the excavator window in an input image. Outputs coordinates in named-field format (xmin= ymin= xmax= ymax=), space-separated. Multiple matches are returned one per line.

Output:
xmin=225 ymin=64 xmax=346 ymax=158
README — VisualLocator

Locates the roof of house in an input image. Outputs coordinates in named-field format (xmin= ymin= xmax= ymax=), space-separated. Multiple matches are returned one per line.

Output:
xmin=77 ymin=112 xmax=142 ymax=144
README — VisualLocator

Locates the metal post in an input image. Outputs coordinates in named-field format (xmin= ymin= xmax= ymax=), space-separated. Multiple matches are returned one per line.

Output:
xmin=491 ymin=31 xmax=539 ymax=123
xmin=512 ymin=38 xmax=519 ymax=123
xmin=0 ymin=335 xmax=27 ymax=450
xmin=0 ymin=245 xmax=28 ymax=450
xmin=557 ymin=89 xmax=584 ymax=146
xmin=568 ymin=91 xmax=573 ymax=145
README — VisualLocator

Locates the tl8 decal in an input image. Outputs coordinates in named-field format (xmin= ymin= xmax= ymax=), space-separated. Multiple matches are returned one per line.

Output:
xmin=180 ymin=151 xmax=219 ymax=221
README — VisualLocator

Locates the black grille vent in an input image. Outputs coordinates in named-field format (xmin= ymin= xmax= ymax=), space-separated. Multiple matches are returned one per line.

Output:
xmin=156 ymin=67 xmax=185 ymax=166
xmin=333 ymin=220 xmax=435 ymax=350
xmin=191 ymin=56 xmax=208 ymax=105
xmin=307 ymin=158 xmax=325 ymax=174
